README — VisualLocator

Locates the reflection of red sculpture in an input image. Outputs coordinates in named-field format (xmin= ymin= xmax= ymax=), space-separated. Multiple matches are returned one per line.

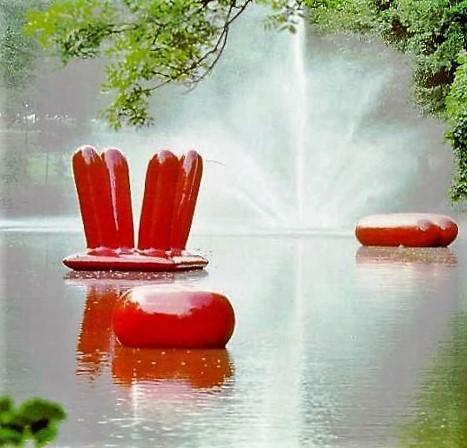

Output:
xmin=113 ymin=287 xmax=235 ymax=349
xmin=76 ymin=286 xmax=233 ymax=389
xmin=355 ymin=213 xmax=458 ymax=247
xmin=76 ymin=287 xmax=119 ymax=379
xmin=355 ymin=246 xmax=457 ymax=266
xmin=63 ymin=146 xmax=207 ymax=271
xmin=112 ymin=347 xmax=233 ymax=389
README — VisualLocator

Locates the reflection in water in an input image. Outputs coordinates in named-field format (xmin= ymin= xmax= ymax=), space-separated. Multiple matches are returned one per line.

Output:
xmin=65 ymin=268 xmax=208 ymax=288
xmin=355 ymin=246 xmax=457 ymax=295
xmin=74 ymin=281 xmax=234 ymax=447
xmin=397 ymin=313 xmax=467 ymax=447
xmin=72 ymin=266 xmax=208 ymax=382
xmin=356 ymin=246 xmax=458 ymax=266
xmin=76 ymin=287 xmax=117 ymax=380
xmin=344 ymin=246 xmax=459 ymax=445
xmin=113 ymin=347 xmax=233 ymax=389
xmin=76 ymin=282 xmax=234 ymax=390
xmin=5 ymin=232 xmax=467 ymax=446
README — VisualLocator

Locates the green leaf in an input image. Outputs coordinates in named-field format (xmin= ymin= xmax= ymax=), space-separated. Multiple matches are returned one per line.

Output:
xmin=0 ymin=397 xmax=13 ymax=416
xmin=0 ymin=397 xmax=66 ymax=447
xmin=16 ymin=398 xmax=66 ymax=426
xmin=0 ymin=427 xmax=24 ymax=445
xmin=32 ymin=424 xmax=58 ymax=447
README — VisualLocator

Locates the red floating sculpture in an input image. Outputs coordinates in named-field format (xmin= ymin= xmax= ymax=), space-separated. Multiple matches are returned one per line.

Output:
xmin=355 ymin=213 xmax=458 ymax=247
xmin=112 ymin=287 xmax=235 ymax=349
xmin=63 ymin=146 xmax=208 ymax=271
xmin=76 ymin=286 xmax=233 ymax=386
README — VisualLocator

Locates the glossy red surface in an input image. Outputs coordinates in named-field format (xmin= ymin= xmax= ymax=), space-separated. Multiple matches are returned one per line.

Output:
xmin=67 ymin=147 xmax=207 ymax=271
xmin=72 ymin=146 xmax=118 ymax=250
xmin=76 ymin=286 xmax=232 ymax=388
xmin=170 ymin=151 xmax=203 ymax=250
xmin=355 ymin=214 xmax=458 ymax=247
xmin=138 ymin=151 xmax=180 ymax=251
xmin=101 ymin=148 xmax=134 ymax=250
xmin=112 ymin=288 xmax=235 ymax=349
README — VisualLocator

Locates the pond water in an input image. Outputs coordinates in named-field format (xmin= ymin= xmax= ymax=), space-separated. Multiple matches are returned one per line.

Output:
xmin=1 ymin=229 xmax=467 ymax=447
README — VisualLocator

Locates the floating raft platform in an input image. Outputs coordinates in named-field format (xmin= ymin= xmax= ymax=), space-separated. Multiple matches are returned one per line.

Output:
xmin=63 ymin=251 xmax=208 ymax=272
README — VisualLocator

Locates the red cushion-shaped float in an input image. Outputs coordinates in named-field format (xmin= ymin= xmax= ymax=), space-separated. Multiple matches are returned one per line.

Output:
xmin=112 ymin=286 xmax=235 ymax=348
xmin=355 ymin=213 xmax=458 ymax=247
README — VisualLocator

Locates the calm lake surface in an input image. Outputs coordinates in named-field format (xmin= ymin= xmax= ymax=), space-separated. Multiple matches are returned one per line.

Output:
xmin=1 ymin=229 xmax=467 ymax=447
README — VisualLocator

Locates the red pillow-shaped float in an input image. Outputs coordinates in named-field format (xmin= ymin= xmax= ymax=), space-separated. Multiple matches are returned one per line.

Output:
xmin=112 ymin=286 xmax=235 ymax=349
xmin=355 ymin=213 xmax=458 ymax=247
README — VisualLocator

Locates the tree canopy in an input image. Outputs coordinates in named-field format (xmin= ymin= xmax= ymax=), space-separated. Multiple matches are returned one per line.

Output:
xmin=24 ymin=0 xmax=303 ymax=129
xmin=0 ymin=1 xmax=40 ymax=91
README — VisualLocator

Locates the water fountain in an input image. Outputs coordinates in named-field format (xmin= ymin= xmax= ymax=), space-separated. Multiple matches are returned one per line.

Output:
xmin=292 ymin=19 xmax=308 ymax=224
xmin=0 ymin=8 xmax=454 ymax=235
xmin=77 ymin=9 xmax=453 ymax=235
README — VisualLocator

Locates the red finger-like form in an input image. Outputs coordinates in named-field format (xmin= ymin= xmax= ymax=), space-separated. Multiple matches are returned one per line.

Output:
xmin=170 ymin=151 xmax=203 ymax=250
xmin=138 ymin=151 xmax=180 ymax=251
xmin=137 ymin=154 xmax=159 ymax=250
xmin=72 ymin=146 xmax=118 ymax=251
xmin=101 ymin=148 xmax=134 ymax=251
xmin=149 ymin=151 xmax=180 ymax=250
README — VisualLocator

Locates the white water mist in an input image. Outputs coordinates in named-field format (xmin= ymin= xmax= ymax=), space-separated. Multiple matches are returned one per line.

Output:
xmin=48 ymin=7 xmax=453 ymax=234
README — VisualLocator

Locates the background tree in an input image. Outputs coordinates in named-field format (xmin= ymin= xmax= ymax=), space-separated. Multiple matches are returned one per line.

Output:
xmin=0 ymin=0 xmax=47 ymax=122
xmin=1 ymin=0 xmax=101 ymax=217
xmin=305 ymin=0 xmax=467 ymax=202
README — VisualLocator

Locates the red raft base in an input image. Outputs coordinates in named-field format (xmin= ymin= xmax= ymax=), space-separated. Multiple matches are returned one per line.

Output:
xmin=63 ymin=251 xmax=208 ymax=272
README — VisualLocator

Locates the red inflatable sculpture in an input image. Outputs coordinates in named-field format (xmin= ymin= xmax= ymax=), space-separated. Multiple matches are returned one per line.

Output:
xmin=76 ymin=286 xmax=233 ymax=386
xmin=63 ymin=146 xmax=208 ymax=271
xmin=355 ymin=213 xmax=458 ymax=247
xmin=112 ymin=286 xmax=235 ymax=349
